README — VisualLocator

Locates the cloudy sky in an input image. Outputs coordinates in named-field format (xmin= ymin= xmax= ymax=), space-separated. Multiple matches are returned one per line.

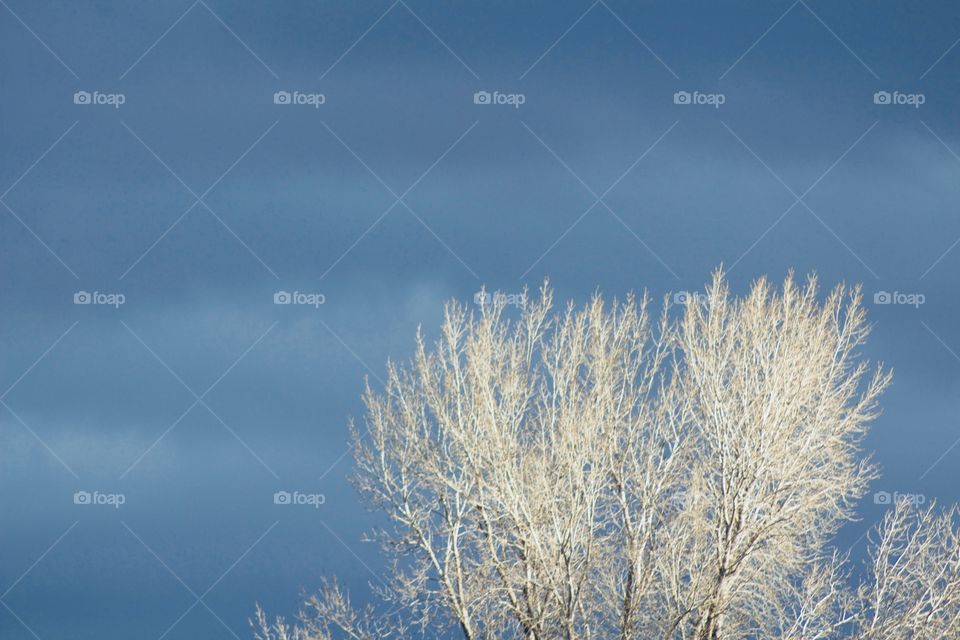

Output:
xmin=2 ymin=1 xmax=960 ymax=638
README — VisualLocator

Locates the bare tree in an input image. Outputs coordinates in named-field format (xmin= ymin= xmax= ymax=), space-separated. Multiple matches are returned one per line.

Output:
xmin=253 ymin=271 xmax=960 ymax=640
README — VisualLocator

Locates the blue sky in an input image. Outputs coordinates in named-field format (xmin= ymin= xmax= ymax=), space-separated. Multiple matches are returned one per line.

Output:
xmin=2 ymin=1 xmax=960 ymax=638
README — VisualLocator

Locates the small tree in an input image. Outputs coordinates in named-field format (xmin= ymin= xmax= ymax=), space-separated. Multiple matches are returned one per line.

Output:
xmin=254 ymin=271 xmax=960 ymax=640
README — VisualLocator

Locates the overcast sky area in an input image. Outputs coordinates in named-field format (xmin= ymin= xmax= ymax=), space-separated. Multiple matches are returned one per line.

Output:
xmin=2 ymin=1 xmax=960 ymax=638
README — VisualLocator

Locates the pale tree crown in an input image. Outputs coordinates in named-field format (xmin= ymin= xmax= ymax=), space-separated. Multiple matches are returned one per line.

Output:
xmin=254 ymin=271 xmax=960 ymax=640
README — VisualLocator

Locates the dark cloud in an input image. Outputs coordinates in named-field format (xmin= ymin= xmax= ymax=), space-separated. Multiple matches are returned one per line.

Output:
xmin=3 ymin=1 xmax=960 ymax=637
